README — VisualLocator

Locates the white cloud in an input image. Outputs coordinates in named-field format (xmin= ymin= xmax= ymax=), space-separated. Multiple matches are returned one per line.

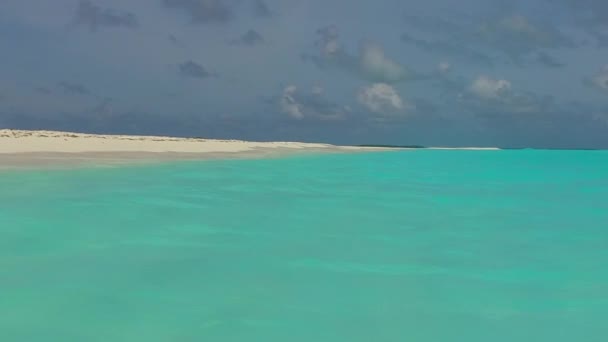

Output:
xmin=311 ymin=84 xmax=324 ymax=96
xmin=438 ymin=61 xmax=451 ymax=73
xmin=458 ymin=75 xmax=554 ymax=115
xmin=469 ymin=75 xmax=512 ymax=100
xmin=589 ymin=65 xmax=608 ymax=92
xmin=316 ymin=25 xmax=342 ymax=58
xmin=359 ymin=43 xmax=407 ymax=83
xmin=279 ymin=85 xmax=349 ymax=120
xmin=310 ymin=27 xmax=409 ymax=83
xmin=280 ymin=85 xmax=304 ymax=119
xmin=357 ymin=83 xmax=405 ymax=116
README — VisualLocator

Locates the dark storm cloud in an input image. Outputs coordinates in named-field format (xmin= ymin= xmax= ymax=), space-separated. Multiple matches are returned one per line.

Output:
xmin=58 ymin=81 xmax=90 ymax=95
xmin=74 ymin=0 xmax=138 ymax=32
xmin=252 ymin=0 xmax=272 ymax=18
xmin=231 ymin=29 xmax=264 ymax=46
xmin=162 ymin=0 xmax=233 ymax=24
xmin=178 ymin=60 xmax=215 ymax=79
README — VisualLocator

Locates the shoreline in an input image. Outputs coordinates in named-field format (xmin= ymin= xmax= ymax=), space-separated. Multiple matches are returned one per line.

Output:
xmin=0 ymin=129 xmax=388 ymax=170
xmin=0 ymin=129 xmax=506 ymax=170
xmin=0 ymin=148 xmax=370 ymax=171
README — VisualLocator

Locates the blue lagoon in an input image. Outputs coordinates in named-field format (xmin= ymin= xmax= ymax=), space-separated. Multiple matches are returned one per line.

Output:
xmin=1 ymin=150 xmax=607 ymax=341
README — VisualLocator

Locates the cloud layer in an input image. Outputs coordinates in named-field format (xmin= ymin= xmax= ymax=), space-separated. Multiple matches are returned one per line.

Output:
xmin=0 ymin=0 xmax=606 ymax=148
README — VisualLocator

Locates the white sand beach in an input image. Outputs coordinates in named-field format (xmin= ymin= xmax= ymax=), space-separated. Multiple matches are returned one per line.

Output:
xmin=0 ymin=129 xmax=380 ymax=169
xmin=0 ymin=129 xmax=504 ymax=170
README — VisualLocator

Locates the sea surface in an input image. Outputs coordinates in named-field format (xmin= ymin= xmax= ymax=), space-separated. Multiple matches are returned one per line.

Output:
xmin=1 ymin=150 xmax=607 ymax=341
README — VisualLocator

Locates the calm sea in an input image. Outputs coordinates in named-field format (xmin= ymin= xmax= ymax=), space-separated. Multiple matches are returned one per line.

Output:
xmin=1 ymin=150 xmax=607 ymax=341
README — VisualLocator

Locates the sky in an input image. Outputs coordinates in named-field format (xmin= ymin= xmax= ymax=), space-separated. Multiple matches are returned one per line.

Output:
xmin=1 ymin=0 xmax=607 ymax=148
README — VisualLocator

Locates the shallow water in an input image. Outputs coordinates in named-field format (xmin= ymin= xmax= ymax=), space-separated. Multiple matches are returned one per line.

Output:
xmin=1 ymin=150 xmax=607 ymax=341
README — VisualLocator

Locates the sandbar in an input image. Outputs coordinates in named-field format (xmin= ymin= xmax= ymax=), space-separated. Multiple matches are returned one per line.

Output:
xmin=0 ymin=129 xmax=384 ymax=170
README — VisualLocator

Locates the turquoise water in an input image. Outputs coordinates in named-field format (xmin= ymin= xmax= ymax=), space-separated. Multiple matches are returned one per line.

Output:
xmin=1 ymin=150 xmax=607 ymax=341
